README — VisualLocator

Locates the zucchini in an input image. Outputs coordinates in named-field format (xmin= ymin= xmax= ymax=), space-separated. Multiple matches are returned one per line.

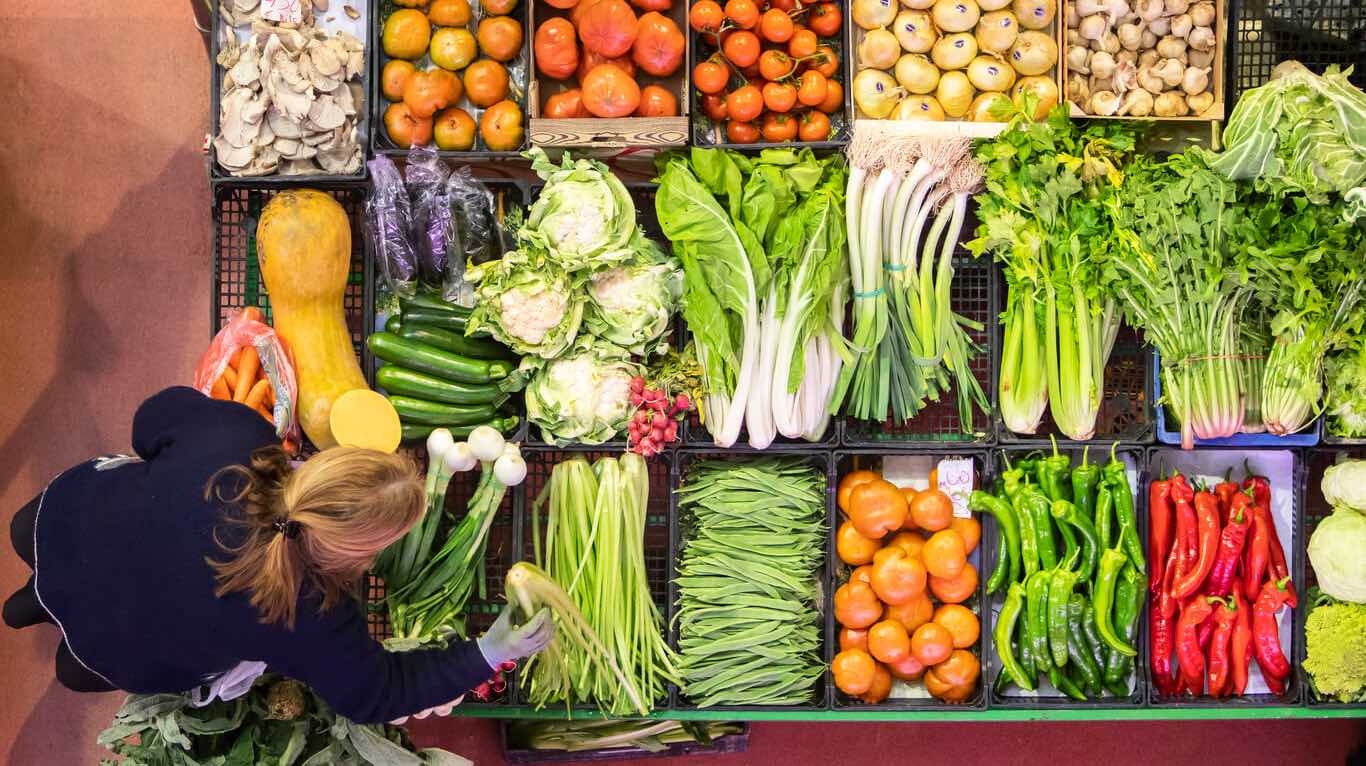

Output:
xmin=390 ymin=396 xmax=499 ymax=426
xmin=367 ymin=332 xmax=513 ymax=384
xmin=385 ymin=315 xmax=402 ymax=334
xmin=401 ymin=293 xmax=473 ymax=316
xmin=401 ymin=416 xmax=520 ymax=442
xmin=396 ymin=324 xmax=512 ymax=361
xmin=376 ymin=365 xmax=508 ymax=405
xmin=399 ymin=308 xmax=469 ymax=333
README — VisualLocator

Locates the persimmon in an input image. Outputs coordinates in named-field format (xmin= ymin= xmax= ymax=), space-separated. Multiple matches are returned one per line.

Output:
xmin=860 ymin=664 xmax=892 ymax=704
xmin=430 ymin=27 xmax=477 ymax=71
xmin=725 ymin=119 xmax=759 ymax=143
xmin=867 ymin=619 xmax=911 ymax=664
xmin=479 ymin=100 xmax=524 ymax=151
xmin=819 ymin=78 xmax=843 ymax=113
xmin=851 ymin=564 xmax=873 ymax=585
xmin=578 ymin=0 xmax=638 ymax=57
xmin=635 ymin=84 xmax=678 ymax=116
xmin=929 ymin=562 xmax=978 ymax=604
xmin=581 ymin=63 xmax=641 ymax=117
xmin=578 ymin=49 xmax=636 ymax=84
xmin=404 ymin=68 xmax=460 ymax=118
xmin=798 ymin=109 xmax=831 ymax=141
xmin=630 ymin=0 xmax=671 ymax=10
xmin=949 ymin=517 xmax=981 ymax=554
xmin=910 ymin=488 xmax=954 ymax=531
xmin=910 ymin=621 xmax=953 ymax=666
xmin=481 ymin=0 xmax=518 ymax=13
xmin=543 ymin=89 xmax=590 ymax=117
xmin=886 ymin=653 xmax=926 ymax=682
xmin=924 ymin=667 xmax=976 ymax=703
xmin=886 ymin=530 xmax=926 ymax=559
xmin=381 ymin=59 xmax=417 ymax=101
xmin=932 ymin=604 xmax=980 ymax=648
xmin=535 ymin=19 xmax=578 ymax=80
xmin=427 ymin=0 xmax=473 ymax=25
xmin=545 ymin=0 xmax=578 ymax=9
xmin=922 ymin=529 xmax=967 ymax=578
xmin=477 ymin=15 xmax=523 ymax=62
xmin=838 ymin=470 xmax=879 ymax=511
xmin=433 ymin=106 xmax=476 ymax=150
xmin=725 ymin=84 xmax=764 ymax=122
xmin=758 ymin=7 xmax=794 ymax=42
xmin=839 ymin=627 xmax=869 ymax=652
xmin=832 ymin=649 xmax=877 ymax=695
xmin=833 ymin=580 xmax=882 ymax=629
xmin=928 ymin=649 xmax=980 ymax=687
xmin=837 ymin=520 xmax=881 ymax=565
xmin=869 ymin=546 xmax=927 ymax=605
xmin=463 ymin=60 xmax=509 ymax=107
xmin=848 ymin=478 xmax=908 ymax=538
xmin=632 ymin=11 xmax=685 ymax=77
xmin=883 ymin=592 xmax=934 ymax=633
xmin=383 ymin=102 xmax=434 ymax=148
xmin=383 ymin=9 xmax=431 ymax=60
xmin=689 ymin=0 xmax=724 ymax=33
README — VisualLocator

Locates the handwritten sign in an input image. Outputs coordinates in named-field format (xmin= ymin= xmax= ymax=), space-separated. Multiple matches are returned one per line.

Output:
xmin=263 ymin=0 xmax=303 ymax=23
xmin=936 ymin=458 xmax=974 ymax=518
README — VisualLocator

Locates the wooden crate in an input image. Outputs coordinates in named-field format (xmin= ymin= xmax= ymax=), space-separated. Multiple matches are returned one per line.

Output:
xmin=1061 ymin=0 xmax=1226 ymax=120
xmin=527 ymin=0 xmax=689 ymax=148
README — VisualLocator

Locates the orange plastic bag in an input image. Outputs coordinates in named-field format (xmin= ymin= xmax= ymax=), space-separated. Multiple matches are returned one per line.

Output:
xmin=194 ymin=307 xmax=302 ymax=454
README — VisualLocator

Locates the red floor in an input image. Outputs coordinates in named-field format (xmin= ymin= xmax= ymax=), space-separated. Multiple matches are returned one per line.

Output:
xmin=0 ymin=2 xmax=1360 ymax=764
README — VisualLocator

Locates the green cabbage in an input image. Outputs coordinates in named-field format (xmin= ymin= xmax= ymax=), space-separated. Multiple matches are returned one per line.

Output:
xmin=522 ymin=148 xmax=637 ymax=272
xmin=1307 ymin=503 xmax=1366 ymax=603
xmin=583 ymin=236 xmax=683 ymax=357
xmin=465 ymin=246 xmax=585 ymax=360
xmin=525 ymin=338 xmax=643 ymax=445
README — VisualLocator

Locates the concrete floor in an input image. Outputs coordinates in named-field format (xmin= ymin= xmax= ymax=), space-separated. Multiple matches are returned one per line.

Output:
xmin=0 ymin=1 xmax=1361 ymax=764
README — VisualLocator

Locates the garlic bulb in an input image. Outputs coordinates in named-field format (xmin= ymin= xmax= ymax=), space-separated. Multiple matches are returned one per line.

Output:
xmin=1089 ymin=90 xmax=1120 ymax=115
xmin=1136 ymin=65 xmax=1164 ymax=93
xmin=1148 ymin=16 xmax=1170 ymax=36
xmin=1171 ymin=13 xmax=1193 ymax=38
xmin=1113 ymin=59 xmax=1137 ymax=91
xmin=1154 ymin=90 xmax=1188 ymax=116
xmin=1090 ymin=50 xmax=1117 ymax=79
xmin=1118 ymin=21 xmax=1143 ymax=49
xmin=1188 ymin=25 xmax=1216 ymax=50
xmin=1156 ymin=57 xmax=1185 ymax=87
xmin=1120 ymin=87 xmax=1154 ymax=116
xmin=1100 ymin=31 xmax=1122 ymax=53
xmin=1067 ymin=44 xmax=1092 ymax=73
xmin=1182 ymin=65 xmax=1209 ymax=94
xmin=1136 ymin=0 xmax=1163 ymax=21
xmin=1189 ymin=1 xmax=1215 ymax=26
xmin=1156 ymin=34 xmax=1187 ymax=59
xmin=1079 ymin=13 xmax=1107 ymax=40
xmin=1138 ymin=48 xmax=1159 ymax=69
xmin=1186 ymin=90 xmax=1214 ymax=114
xmin=1164 ymin=0 xmax=1188 ymax=14
xmin=1141 ymin=29 xmax=1158 ymax=48
xmin=1188 ymin=47 xmax=1214 ymax=68
xmin=1068 ymin=73 xmax=1091 ymax=103
xmin=1116 ymin=49 xmax=1137 ymax=64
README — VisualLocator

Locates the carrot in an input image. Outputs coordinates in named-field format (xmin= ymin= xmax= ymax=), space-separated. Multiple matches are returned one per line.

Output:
xmin=227 ymin=348 xmax=242 ymax=371
xmin=242 ymin=307 xmax=265 ymax=323
xmin=222 ymin=365 xmax=239 ymax=391
xmin=264 ymin=381 xmax=276 ymax=406
xmin=253 ymin=403 xmax=274 ymax=422
xmin=234 ymin=347 xmax=260 ymax=402
xmin=244 ymin=378 xmax=271 ymax=410
xmin=210 ymin=377 xmax=231 ymax=400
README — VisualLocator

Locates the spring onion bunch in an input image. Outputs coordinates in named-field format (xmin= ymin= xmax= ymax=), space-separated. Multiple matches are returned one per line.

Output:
xmin=674 ymin=458 xmax=826 ymax=706
xmin=834 ymin=125 xmax=989 ymax=429
xmin=522 ymin=453 xmax=677 ymax=715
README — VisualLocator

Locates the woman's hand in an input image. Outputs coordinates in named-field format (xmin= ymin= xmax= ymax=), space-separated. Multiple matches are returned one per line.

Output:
xmin=476 ymin=606 xmax=554 ymax=668
xmin=389 ymin=695 xmax=464 ymax=725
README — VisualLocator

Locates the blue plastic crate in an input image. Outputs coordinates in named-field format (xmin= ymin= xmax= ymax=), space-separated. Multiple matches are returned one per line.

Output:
xmin=1151 ymin=351 xmax=1321 ymax=447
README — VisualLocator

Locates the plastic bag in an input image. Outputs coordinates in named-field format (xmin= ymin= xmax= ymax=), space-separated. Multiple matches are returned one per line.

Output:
xmin=194 ymin=307 xmax=302 ymax=454
xmin=405 ymin=144 xmax=453 ymax=286
xmin=366 ymin=154 xmax=417 ymax=297
xmin=443 ymin=167 xmax=503 ymax=306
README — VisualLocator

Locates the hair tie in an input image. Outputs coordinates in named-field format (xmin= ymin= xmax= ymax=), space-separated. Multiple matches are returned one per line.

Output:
xmin=273 ymin=517 xmax=301 ymax=539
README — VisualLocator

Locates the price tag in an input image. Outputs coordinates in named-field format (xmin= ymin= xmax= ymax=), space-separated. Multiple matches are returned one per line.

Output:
xmin=936 ymin=458 xmax=975 ymax=518
xmin=263 ymin=0 xmax=303 ymax=23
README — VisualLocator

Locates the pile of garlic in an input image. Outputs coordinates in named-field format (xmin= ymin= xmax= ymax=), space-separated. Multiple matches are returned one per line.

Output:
xmin=1064 ymin=0 xmax=1216 ymax=117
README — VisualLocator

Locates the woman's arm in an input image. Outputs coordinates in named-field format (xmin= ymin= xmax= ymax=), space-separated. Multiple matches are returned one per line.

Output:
xmin=132 ymin=386 xmax=275 ymax=460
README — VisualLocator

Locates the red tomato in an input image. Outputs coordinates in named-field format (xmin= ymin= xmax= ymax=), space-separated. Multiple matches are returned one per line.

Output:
xmin=632 ymin=11 xmax=686 ymax=77
xmin=636 ymin=84 xmax=679 ymax=116
xmin=811 ymin=44 xmax=839 ymax=77
xmin=689 ymin=0 xmax=724 ymax=33
xmin=808 ymin=2 xmax=841 ymax=37
xmin=798 ymin=110 xmax=831 ymax=141
xmin=693 ymin=59 xmax=730 ymax=94
xmin=580 ymin=63 xmax=642 ymax=117
xmin=577 ymin=49 xmax=635 ymax=85
xmin=761 ymin=112 xmax=798 ymax=142
xmin=534 ymin=18 xmax=579 ymax=80
xmin=630 ymin=0 xmax=671 ymax=10
xmin=797 ymin=69 xmax=827 ymax=106
xmin=758 ymin=8 xmax=794 ymax=43
xmin=762 ymin=81 xmax=797 ymax=112
xmin=543 ymin=88 xmax=590 ymax=117
xmin=578 ymin=0 xmax=638 ymax=57
xmin=725 ymin=84 xmax=764 ymax=122
xmin=701 ymin=92 xmax=728 ymax=120
xmin=819 ymin=78 xmax=843 ymax=113
xmin=721 ymin=30 xmax=761 ymax=68
xmin=723 ymin=0 xmax=758 ymax=29
xmin=769 ymin=0 xmax=796 ymax=10
xmin=726 ymin=119 xmax=760 ymax=143
xmin=758 ymin=49 xmax=794 ymax=81
xmin=788 ymin=28 xmax=818 ymax=58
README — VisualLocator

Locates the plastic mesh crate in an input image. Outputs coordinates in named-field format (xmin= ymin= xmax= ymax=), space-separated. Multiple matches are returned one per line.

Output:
xmin=1230 ymin=0 xmax=1366 ymax=101
xmin=841 ymin=255 xmax=997 ymax=447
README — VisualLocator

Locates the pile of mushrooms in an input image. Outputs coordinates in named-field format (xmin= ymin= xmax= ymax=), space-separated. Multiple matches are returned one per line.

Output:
xmin=214 ymin=1 xmax=365 ymax=176
xmin=1064 ymin=0 xmax=1216 ymax=117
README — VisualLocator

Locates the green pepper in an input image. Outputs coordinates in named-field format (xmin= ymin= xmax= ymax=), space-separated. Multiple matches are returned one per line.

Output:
xmin=1104 ymin=562 xmax=1146 ymax=689
xmin=1070 ymin=445 xmax=1102 ymax=522
xmin=1104 ymin=444 xmax=1147 ymax=571
xmin=995 ymin=582 xmax=1036 ymax=691
xmin=1025 ymin=570 xmax=1053 ymax=674
xmin=1051 ymin=499 xmax=1101 ymax=583
xmin=1093 ymin=477 xmax=1115 ymax=551
xmin=1066 ymin=594 xmax=1104 ymax=696
xmin=1093 ymin=548 xmax=1137 ymax=656
xmin=1039 ymin=437 xmax=1073 ymax=503
xmin=1011 ymin=490 xmax=1041 ymax=581
xmin=1056 ymin=520 xmax=1079 ymax=570
xmin=1015 ymin=454 xmax=1042 ymax=482
xmin=1080 ymin=597 xmax=1111 ymax=684
xmin=970 ymin=491 xmax=1020 ymax=592
xmin=1048 ymin=665 xmax=1087 ymax=701
xmin=1048 ymin=567 xmax=1078 ymax=668
xmin=1022 ymin=489 xmax=1059 ymax=571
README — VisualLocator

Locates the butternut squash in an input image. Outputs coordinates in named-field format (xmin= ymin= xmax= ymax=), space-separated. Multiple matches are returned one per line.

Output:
xmin=256 ymin=189 xmax=367 ymax=449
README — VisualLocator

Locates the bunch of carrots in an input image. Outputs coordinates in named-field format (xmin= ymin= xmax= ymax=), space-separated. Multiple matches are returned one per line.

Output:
xmin=208 ymin=307 xmax=276 ymax=425
xmin=1147 ymin=466 xmax=1296 ymax=698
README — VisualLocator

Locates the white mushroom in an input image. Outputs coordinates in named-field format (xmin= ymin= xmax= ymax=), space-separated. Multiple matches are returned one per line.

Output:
xmin=307 ymin=96 xmax=347 ymax=131
xmin=213 ymin=136 xmax=255 ymax=168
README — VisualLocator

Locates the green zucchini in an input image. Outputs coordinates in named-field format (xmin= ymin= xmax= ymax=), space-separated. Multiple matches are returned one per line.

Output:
xmin=390 ymin=396 xmax=498 ymax=426
xmin=367 ymin=332 xmax=512 ymax=384
xmin=401 ymin=416 xmax=520 ymax=442
xmin=385 ymin=315 xmax=402 ymax=334
xmin=397 ymin=324 xmax=512 ymax=361
xmin=399 ymin=308 xmax=469 ymax=333
xmin=376 ymin=365 xmax=508 ymax=405
xmin=401 ymin=293 xmax=473 ymax=317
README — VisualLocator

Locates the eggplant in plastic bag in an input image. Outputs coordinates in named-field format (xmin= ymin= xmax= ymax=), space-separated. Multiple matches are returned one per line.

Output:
xmin=365 ymin=155 xmax=417 ymax=297
xmin=404 ymin=145 xmax=452 ymax=286
xmin=443 ymin=167 xmax=509 ymax=307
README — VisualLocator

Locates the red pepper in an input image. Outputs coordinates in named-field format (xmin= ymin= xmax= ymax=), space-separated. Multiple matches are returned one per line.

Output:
xmin=1172 ymin=491 xmax=1221 ymax=599
xmin=1175 ymin=597 xmax=1212 ymax=696
xmin=1230 ymin=590 xmax=1252 ymax=696
xmin=1242 ymin=505 xmax=1270 ymax=603
xmin=1252 ymin=577 xmax=1292 ymax=694
xmin=1148 ymin=477 xmax=1173 ymax=594
xmin=1170 ymin=476 xmax=1197 ymax=600
xmin=1240 ymin=469 xmax=1270 ymax=509
xmin=1241 ymin=472 xmax=1295 ymax=605
xmin=1197 ymin=606 xmax=1216 ymax=653
xmin=1207 ymin=597 xmax=1236 ymax=697
xmin=1213 ymin=475 xmax=1239 ymax=528
xmin=1206 ymin=492 xmax=1251 ymax=596
xmin=1149 ymin=601 xmax=1178 ymax=697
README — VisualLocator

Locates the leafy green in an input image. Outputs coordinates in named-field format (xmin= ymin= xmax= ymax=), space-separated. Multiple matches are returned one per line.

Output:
xmin=521 ymin=148 xmax=637 ymax=272
xmin=1326 ymin=337 xmax=1366 ymax=436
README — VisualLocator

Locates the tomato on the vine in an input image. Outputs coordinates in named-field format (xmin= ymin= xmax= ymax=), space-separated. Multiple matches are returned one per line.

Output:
xmin=819 ymin=78 xmax=843 ymax=112
xmin=758 ymin=8 xmax=794 ymax=43
xmin=762 ymin=80 xmax=797 ymax=112
xmin=798 ymin=110 xmax=832 ymax=141
xmin=757 ymin=49 xmax=794 ymax=81
xmin=808 ymin=2 xmax=841 ymax=38
xmin=796 ymin=69 xmax=827 ymax=106
xmin=721 ymin=30 xmax=761 ymax=68
xmin=811 ymin=44 xmax=839 ymax=77
xmin=788 ymin=28 xmax=818 ymax=58
xmin=768 ymin=0 xmax=796 ymax=10
xmin=693 ymin=59 xmax=729 ymax=94
xmin=689 ymin=0 xmax=724 ymax=33
xmin=723 ymin=0 xmax=759 ymax=29
xmin=726 ymin=119 xmax=760 ymax=143
xmin=761 ymin=112 xmax=798 ymax=142
xmin=701 ymin=92 xmax=728 ymax=120
xmin=725 ymin=84 xmax=764 ymax=122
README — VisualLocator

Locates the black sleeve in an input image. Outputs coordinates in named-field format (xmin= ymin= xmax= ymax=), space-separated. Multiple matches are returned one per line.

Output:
xmin=260 ymin=599 xmax=496 ymax=725
xmin=132 ymin=386 xmax=276 ymax=461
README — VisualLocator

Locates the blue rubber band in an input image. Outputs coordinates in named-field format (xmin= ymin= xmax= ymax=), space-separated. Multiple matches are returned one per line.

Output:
xmin=884 ymin=264 xmax=908 ymax=272
xmin=853 ymin=288 xmax=885 ymax=299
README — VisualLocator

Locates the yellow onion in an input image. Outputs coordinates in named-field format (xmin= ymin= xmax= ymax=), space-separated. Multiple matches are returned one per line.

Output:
xmin=854 ymin=68 xmax=905 ymax=117
xmin=931 ymin=31 xmax=978 ymax=69
xmin=968 ymin=90 xmax=1013 ymax=120
xmin=892 ymin=94 xmax=947 ymax=120
xmin=936 ymin=70 xmax=975 ymax=116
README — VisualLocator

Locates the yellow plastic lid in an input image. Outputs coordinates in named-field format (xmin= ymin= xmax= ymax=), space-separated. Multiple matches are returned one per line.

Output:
xmin=329 ymin=388 xmax=402 ymax=454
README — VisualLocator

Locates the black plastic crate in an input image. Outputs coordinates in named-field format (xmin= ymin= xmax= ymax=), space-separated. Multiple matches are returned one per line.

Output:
xmin=1144 ymin=446 xmax=1303 ymax=707
xmin=368 ymin=0 xmax=532 ymax=158
xmin=1229 ymin=0 xmax=1366 ymax=102
xmin=1298 ymin=448 xmax=1366 ymax=709
xmin=841 ymin=253 xmax=998 ymax=448
xmin=500 ymin=721 xmax=749 ymax=763
xmin=212 ymin=184 xmax=369 ymax=355
xmin=829 ymin=451 xmax=989 ymax=712
xmin=515 ymin=448 xmax=675 ymax=711
xmin=671 ymin=451 xmax=832 ymax=711
xmin=210 ymin=8 xmax=371 ymax=184
xmin=688 ymin=13 xmax=852 ymax=149
xmin=982 ymin=446 xmax=1148 ymax=708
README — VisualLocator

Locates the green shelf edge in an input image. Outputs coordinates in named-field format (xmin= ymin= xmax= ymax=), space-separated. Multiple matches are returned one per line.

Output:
xmin=446 ymin=706 xmax=1364 ymax=722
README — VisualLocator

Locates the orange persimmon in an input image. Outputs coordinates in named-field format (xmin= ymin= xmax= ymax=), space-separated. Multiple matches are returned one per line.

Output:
xmin=838 ymin=470 xmax=879 ymax=511
xmin=910 ymin=488 xmax=954 ymax=531
xmin=867 ymin=620 xmax=911 ymax=664
xmin=859 ymin=664 xmax=892 ymax=704
xmin=883 ymin=592 xmax=934 ymax=633
xmin=932 ymin=604 xmax=981 ymax=648
xmin=832 ymin=649 xmax=877 ymax=696
xmin=949 ymin=517 xmax=981 ymax=554
xmin=927 ymin=649 xmax=981 ymax=687
xmin=833 ymin=580 xmax=882 ymax=629
xmin=869 ymin=546 xmax=927 ymax=606
xmin=886 ymin=530 xmax=926 ymax=559
xmin=839 ymin=627 xmax=869 ymax=652
xmin=886 ymin=653 xmax=926 ymax=681
xmin=837 ymin=520 xmax=881 ymax=565
xmin=910 ymin=621 xmax=953 ymax=666
xmin=929 ymin=563 xmax=978 ymax=604
xmin=922 ymin=529 xmax=967 ymax=579
xmin=848 ymin=478 xmax=908 ymax=538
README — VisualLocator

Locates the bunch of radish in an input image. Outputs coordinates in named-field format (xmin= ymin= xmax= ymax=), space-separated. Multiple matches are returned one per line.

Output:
xmin=627 ymin=376 xmax=689 ymax=454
